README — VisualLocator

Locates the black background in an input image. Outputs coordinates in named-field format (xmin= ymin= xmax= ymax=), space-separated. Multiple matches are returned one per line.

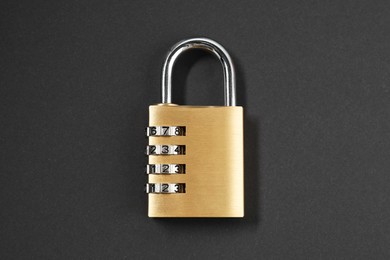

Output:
xmin=1 ymin=1 xmax=390 ymax=259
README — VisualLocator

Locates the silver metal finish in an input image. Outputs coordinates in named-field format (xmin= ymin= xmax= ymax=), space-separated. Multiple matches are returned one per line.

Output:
xmin=146 ymin=126 xmax=186 ymax=136
xmin=146 ymin=183 xmax=186 ymax=194
xmin=161 ymin=38 xmax=236 ymax=106
xmin=146 ymin=164 xmax=186 ymax=174
xmin=146 ymin=145 xmax=186 ymax=155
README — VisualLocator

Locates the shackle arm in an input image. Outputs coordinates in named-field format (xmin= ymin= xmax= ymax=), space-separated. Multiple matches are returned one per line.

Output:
xmin=161 ymin=38 xmax=236 ymax=106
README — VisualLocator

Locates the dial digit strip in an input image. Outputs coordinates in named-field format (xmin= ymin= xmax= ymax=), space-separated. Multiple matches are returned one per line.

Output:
xmin=146 ymin=164 xmax=186 ymax=174
xmin=145 ymin=183 xmax=186 ymax=194
xmin=146 ymin=126 xmax=186 ymax=136
xmin=145 ymin=145 xmax=185 ymax=155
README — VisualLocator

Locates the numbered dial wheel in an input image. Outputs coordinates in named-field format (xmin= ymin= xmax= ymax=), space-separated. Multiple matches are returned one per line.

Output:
xmin=146 ymin=145 xmax=185 ymax=155
xmin=145 ymin=183 xmax=186 ymax=194
xmin=146 ymin=164 xmax=186 ymax=174
xmin=146 ymin=126 xmax=186 ymax=136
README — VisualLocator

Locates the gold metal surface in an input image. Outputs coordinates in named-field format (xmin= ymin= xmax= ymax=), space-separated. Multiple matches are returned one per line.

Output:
xmin=148 ymin=104 xmax=244 ymax=217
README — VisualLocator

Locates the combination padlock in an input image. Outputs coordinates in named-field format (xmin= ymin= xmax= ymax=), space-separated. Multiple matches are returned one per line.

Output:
xmin=145 ymin=38 xmax=244 ymax=217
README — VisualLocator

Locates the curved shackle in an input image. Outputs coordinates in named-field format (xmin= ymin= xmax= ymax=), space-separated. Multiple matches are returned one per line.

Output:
xmin=161 ymin=38 xmax=236 ymax=106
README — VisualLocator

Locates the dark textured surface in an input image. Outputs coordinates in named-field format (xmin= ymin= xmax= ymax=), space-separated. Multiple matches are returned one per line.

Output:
xmin=1 ymin=1 xmax=390 ymax=259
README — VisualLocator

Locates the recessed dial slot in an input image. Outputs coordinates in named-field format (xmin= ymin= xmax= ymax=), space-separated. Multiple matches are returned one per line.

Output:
xmin=145 ymin=183 xmax=186 ymax=194
xmin=146 ymin=164 xmax=186 ymax=174
xmin=145 ymin=145 xmax=185 ymax=155
xmin=146 ymin=126 xmax=186 ymax=137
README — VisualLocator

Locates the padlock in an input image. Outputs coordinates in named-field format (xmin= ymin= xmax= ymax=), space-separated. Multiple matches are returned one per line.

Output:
xmin=145 ymin=38 xmax=244 ymax=217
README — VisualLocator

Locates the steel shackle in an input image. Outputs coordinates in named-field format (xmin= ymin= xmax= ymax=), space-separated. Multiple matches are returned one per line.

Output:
xmin=161 ymin=38 xmax=237 ymax=106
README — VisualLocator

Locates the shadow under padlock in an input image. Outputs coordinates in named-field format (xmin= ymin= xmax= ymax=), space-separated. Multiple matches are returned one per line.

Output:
xmin=145 ymin=38 xmax=247 ymax=218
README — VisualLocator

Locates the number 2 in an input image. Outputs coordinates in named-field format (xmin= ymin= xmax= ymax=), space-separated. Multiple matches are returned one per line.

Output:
xmin=162 ymin=164 xmax=169 ymax=173
xmin=149 ymin=146 xmax=156 ymax=154
xmin=161 ymin=184 xmax=169 ymax=192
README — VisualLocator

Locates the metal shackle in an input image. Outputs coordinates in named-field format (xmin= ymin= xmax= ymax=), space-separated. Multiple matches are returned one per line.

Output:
xmin=161 ymin=38 xmax=237 ymax=106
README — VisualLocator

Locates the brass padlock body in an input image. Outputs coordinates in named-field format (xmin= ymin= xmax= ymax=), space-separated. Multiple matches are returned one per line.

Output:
xmin=148 ymin=104 xmax=244 ymax=217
